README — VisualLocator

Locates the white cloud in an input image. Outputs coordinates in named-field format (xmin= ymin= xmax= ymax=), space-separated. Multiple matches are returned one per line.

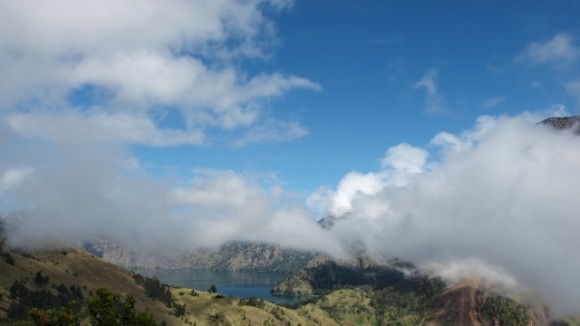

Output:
xmin=322 ymin=143 xmax=428 ymax=218
xmin=0 ymin=168 xmax=33 ymax=192
xmin=171 ymin=169 xmax=259 ymax=209
xmin=424 ymin=258 xmax=520 ymax=289
xmin=430 ymin=132 xmax=472 ymax=154
xmin=7 ymin=111 xmax=205 ymax=146
xmin=413 ymin=69 xmax=446 ymax=113
xmin=0 ymin=0 xmax=315 ymax=145
xmin=327 ymin=171 xmax=387 ymax=217
xmin=324 ymin=113 xmax=580 ymax=315
xmin=381 ymin=143 xmax=428 ymax=174
xmin=516 ymin=33 xmax=579 ymax=66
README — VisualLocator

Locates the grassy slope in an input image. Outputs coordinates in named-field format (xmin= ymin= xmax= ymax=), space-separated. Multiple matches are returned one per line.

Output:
xmin=0 ymin=248 xmax=183 ymax=325
xmin=0 ymin=247 xmax=339 ymax=326
xmin=3 ymin=247 xmax=579 ymax=326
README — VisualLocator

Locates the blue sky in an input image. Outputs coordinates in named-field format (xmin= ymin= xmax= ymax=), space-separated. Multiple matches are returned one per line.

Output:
xmin=122 ymin=0 xmax=580 ymax=192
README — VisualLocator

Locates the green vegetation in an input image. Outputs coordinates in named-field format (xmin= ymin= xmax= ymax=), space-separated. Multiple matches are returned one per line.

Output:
xmin=87 ymin=288 xmax=157 ymax=326
xmin=25 ymin=288 xmax=158 ymax=326
xmin=480 ymin=295 xmax=530 ymax=326
xmin=0 ymin=219 xmax=15 ymax=265
xmin=238 ymin=295 xmax=265 ymax=308
xmin=133 ymin=273 xmax=173 ymax=307
xmin=273 ymin=258 xmax=446 ymax=297
xmin=1 ymin=230 xmax=577 ymax=326
xmin=29 ymin=302 xmax=81 ymax=326
xmin=208 ymin=284 xmax=217 ymax=294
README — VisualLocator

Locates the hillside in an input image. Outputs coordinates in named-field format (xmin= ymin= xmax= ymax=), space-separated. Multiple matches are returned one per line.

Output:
xmin=271 ymin=255 xmax=580 ymax=326
xmin=0 ymin=243 xmax=342 ymax=325
xmin=85 ymin=239 xmax=313 ymax=273
xmin=3 ymin=235 xmax=580 ymax=325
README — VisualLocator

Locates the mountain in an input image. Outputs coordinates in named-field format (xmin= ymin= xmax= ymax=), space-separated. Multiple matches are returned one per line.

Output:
xmin=539 ymin=116 xmax=580 ymax=133
xmin=3 ymin=221 xmax=580 ymax=325
xmin=271 ymin=255 xmax=580 ymax=326
xmin=84 ymin=239 xmax=314 ymax=273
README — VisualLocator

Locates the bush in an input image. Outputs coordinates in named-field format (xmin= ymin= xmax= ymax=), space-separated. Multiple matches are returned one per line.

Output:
xmin=29 ymin=302 xmax=81 ymax=326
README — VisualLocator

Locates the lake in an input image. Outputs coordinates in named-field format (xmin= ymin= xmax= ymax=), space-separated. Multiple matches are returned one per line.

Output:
xmin=136 ymin=269 xmax=306 ymax=305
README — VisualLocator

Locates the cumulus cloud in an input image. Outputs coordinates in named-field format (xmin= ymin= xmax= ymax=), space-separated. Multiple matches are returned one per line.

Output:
xmin=0 ymin=0 xmax=314 ymax=144
xmin=316 ymin=143 xmax=429 ymax=218
xmin=0 ymin=136 xmax=344 ymax=255
xmin=0 ymin=0 xmax=342 ymax=256
xmin=7 ymin=111 xmax=205 ymax=146
xmin=413 ymin=69 xmax=446 ymax=113
xmin=322 ymin=112 xmax=580 ymax=315
xmin=516 ymin=33 xmax=579 ymax=66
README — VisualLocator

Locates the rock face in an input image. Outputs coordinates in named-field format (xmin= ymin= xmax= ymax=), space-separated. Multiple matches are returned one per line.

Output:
xmin=539 ymin=116 xmax=580 ymax=133
xmin=84 ymin=239 xmax=313 ymax=273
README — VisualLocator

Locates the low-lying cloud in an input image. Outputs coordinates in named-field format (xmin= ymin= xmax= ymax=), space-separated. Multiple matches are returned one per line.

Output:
xmin=318 ymin=112 xmax=580 ymax=315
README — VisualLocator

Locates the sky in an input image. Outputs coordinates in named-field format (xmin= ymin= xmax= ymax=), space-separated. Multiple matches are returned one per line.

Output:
xmin=2 ymin=0 xmax=580 ymax=316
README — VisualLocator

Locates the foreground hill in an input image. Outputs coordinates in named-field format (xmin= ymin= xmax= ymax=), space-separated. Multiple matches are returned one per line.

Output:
xmin=85 ymin=239 xmax=313 ymax=273
xmin=0 ymin=242 xmax=338 ymax=325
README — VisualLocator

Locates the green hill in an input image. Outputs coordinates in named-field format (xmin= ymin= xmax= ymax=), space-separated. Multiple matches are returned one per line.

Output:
xmin=0 ymin=244 xmax=337 ymax=325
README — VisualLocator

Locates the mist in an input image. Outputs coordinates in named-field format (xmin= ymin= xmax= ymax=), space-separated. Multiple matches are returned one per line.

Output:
xmin=3 ymin=111 xmax=580 ymax=315
xmin=318 ymin=112 xmax=580 ymax=315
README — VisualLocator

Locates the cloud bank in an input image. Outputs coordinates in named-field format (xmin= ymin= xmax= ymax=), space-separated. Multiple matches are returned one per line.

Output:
xmin=317 ymin=112 xmax=580 ymax=315
xmin=0 ymin=0 xmax=316 ymax=145
xmin=7 ymin=111 xmax=576 ymax=313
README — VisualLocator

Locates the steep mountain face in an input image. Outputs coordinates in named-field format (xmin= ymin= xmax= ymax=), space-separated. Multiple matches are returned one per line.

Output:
xmin=84 ymin=239 xmax=314 ymax=273
xmin=539 ymin=116 xmax=580 ymax=133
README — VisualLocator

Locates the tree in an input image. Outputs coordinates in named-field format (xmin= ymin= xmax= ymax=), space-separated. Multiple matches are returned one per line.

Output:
xmin=34 ymin=271 xmax=50 ymax=287
xmin=87 ymin=288 xmax=157 ymax=326
xmin=208 ymin=285 xmax=217 ymax=294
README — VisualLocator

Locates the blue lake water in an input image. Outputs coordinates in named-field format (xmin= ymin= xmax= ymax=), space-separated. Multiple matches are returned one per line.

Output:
xmin=136 ymin=269 xmax=306 ymax=305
